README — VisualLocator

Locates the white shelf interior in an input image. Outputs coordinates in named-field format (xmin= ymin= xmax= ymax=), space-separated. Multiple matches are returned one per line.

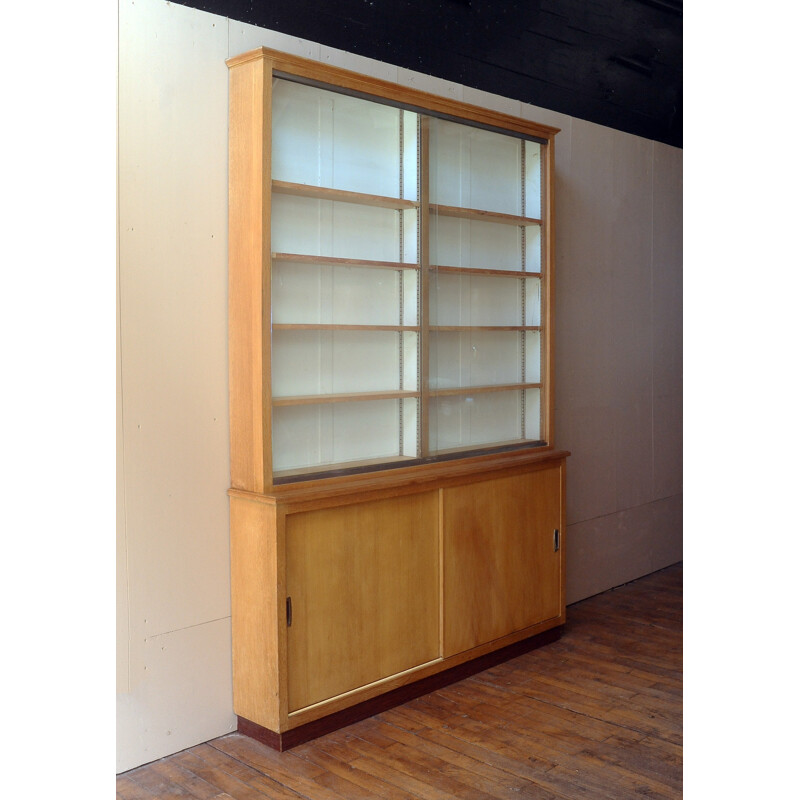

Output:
xmin=268 ymin=78 xmax=546 ymax=476
xmin=272 ymin=79 xmax=418 ymax=201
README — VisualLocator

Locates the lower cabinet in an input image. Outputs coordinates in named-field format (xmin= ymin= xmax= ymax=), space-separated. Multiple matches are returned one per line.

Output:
xmin=229 ymin=451 xmax=567 ymax=749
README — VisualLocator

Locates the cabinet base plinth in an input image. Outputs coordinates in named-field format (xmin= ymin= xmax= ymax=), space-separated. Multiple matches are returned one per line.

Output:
xmin=238 ymin=624 xmax=563 ymax=751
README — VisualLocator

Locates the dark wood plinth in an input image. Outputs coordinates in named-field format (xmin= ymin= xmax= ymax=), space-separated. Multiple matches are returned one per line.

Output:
xmin=238 ymin=624 xmax=562 ymax=751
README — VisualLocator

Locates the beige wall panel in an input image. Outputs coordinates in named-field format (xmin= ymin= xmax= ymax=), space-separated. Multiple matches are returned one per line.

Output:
xmin=462 ymin=85 xmax=522 ymax=117
xmin=228 ymin=20 xmax=321 ymax=60
xmin=652 ymin=142 xmax=684 ymax=401
xmin=319 ymin=44 xmax=399 ymax=81
xmin=118 ymin=0 xmax=230 ymax=639
xmin=116 ymin=618 xmax=235 ymax=773
xmin=117 ymin=272 xmax=130 ymax=694
xmin=654 ymin=392 xmax=683 ymax=500
xmin=652 ymin=142 xmax=683 ymax=503
xmin=608 ymin=135 xmax=655 ymax=510
xmin=555 ymin=405 xmax=616 ymax=524
xmin=648 ymin=492 xmax=683 ymax=570
xmin=565 ymin=494 xmax=682 ymax=604
xmin=397 ymin=68 xmax=464 ymax=102
xmin=554 ymin=126 xmax=617 ymax=415
xmin=614 ymin=396 xmax=655 ymax=510
xmin=117 ymin=0 xmax=232 ymax=772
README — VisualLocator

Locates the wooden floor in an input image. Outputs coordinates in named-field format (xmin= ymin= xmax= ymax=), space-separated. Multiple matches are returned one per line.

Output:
xmin=118 ymin=563 xmax=682 ymax=800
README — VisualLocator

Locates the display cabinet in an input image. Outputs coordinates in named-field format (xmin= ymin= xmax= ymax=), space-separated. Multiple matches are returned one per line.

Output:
xmin=227 ymin=47 xmax=569 ymax=750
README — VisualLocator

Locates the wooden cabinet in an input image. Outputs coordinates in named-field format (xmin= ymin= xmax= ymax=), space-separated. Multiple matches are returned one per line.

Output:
xmin=226 ymin=47 xmax=568 ymax=750
xmin=229 ymin=453 xmax=567 ymax=749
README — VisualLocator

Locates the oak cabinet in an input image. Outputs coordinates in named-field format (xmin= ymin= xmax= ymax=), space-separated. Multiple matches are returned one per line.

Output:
xmin=226 ymin=46 xmax=568 ymax=749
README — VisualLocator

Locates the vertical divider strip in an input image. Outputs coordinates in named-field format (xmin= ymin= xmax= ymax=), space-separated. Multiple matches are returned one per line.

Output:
xmin=262 ymin=59 xmax=274 ymax=488
xmin=418 ymin=116 xmax=431 ymax=457
xmin=543 ymin=138 xmax=556 ymax=445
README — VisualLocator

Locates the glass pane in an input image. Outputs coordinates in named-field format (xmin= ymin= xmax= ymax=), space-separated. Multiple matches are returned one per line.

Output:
xmin=273 ymin=399 xmax=415 ymax=473
xmin=429 ymin=118 xmax=522 ymax=215
xmin=430 ymin=273 xmax=523 ymax=327
xmin=524 ymin=140 xmax=542 ymax=219
xmin=272 ymin=195 xmax=403 ymax=263
xmin=272 ymin=78 xmax=417 ymax=200
xmin=429 ymin=390 xmax=525 ymax=453
xmin=429 ymin=216 xmax=522 ymax=271
xmin=272 ymin=330 xmax=416 ymax=397
xmin=524 ymin=387 xmax=542 ymax=441
xmin=272 ymin=261 xmax=418 ymax=326
xmin=430 ymin=330 xmax=523 ymax=389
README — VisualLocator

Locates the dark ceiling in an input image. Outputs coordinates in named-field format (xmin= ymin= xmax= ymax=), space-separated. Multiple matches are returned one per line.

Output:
xmin=177 ymin=0 xmax=682 ymax=148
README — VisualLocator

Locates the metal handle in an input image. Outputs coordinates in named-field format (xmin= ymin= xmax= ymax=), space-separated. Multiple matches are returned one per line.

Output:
xmin=286 ymin=596 xmax=293 ymax=627
xmin=554 ymin=529 xmax=560 ymax=552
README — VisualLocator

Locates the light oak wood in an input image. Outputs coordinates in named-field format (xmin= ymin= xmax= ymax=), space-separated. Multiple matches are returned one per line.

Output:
xmin=272 ymin=389 xmax=420 ymax=407
xmin=430 ymin=203 xmax=542 ymax=226
xmin=273 ymin=252 xmax=419 ymax=271
xmin=430 ymin=325 xmax=542 ymax=332
xmin=432 ymin=264 xmax=542 ymax=278
xmin=272 ymin=179 xmax=419 ymax=210
xmin=229 ymin=449 xmax=568 ymax=510
xmin=229 ymin=495 xmax=282 ymax=731
xmin=271 ymin=323 xmax=419 ymax=332
xmin=228 ymin=56 xmax=272 ymax=492
xmin=442 ymin=466 xmax=563 ymax=657
xmin=286 ymin=492 xmax=440 ymax=712
xmin=429 ymin=382 xmax=542 ymax=398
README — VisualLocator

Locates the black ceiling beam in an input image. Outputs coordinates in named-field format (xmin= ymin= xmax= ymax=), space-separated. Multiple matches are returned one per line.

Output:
xmin=172 ymin=0 xmax=682 ymax=147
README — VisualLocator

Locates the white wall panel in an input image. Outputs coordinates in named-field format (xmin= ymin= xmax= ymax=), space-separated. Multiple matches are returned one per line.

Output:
xmin=117 ymin=0 xmax=234 ymax=772
xmin=117 ymin=0 xmax=682 ymax=771
xmin=565 ymin=494 xmax=683 ymax=605
xmin=116 ymin=618 xmax=234 ymax=772
xmin=228 ymin=19 xmax=321 ymax=59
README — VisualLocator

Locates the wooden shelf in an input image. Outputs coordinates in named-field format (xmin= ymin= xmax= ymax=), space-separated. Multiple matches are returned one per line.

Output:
xmin=273 ymin=180 xmax=418 ymax=211
xmin=273 ymin=253 xmax=419 ymax=271
xmin=273 ymin=390 xmax=419 ymax=407
xmin=432 ymin=265 xmax=542 ymax=279
xmin=272 ymin=324 xmax=419 ymax=332
xmin=430 ymin=203 xmax=541 ymax=227
xmin=429 ymin=382 xmax=542 ymax=398
xmin=430 ymin=326 xmax=542 ymax=332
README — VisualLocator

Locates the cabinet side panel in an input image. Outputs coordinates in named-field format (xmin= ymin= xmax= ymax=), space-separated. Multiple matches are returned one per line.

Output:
xmin=228 ymin=58 xmax=271 ymax=492
xmin=229 ymin=496 xmax=281 ymax=731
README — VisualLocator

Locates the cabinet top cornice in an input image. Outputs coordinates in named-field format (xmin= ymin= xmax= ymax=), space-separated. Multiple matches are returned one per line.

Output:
xmin=226 ymin=46 xmax=561 ymax=143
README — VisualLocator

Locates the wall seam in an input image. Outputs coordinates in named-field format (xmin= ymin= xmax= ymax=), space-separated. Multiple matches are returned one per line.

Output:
xmin=650 ymin=139 xmax=656 ymax=499
xmin=567 ymin=491 xmax=682 ymax=527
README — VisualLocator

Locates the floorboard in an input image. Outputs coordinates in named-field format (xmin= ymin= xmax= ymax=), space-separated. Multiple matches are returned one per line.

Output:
xmin=119 ymin=562 xmax=683 ymax=799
